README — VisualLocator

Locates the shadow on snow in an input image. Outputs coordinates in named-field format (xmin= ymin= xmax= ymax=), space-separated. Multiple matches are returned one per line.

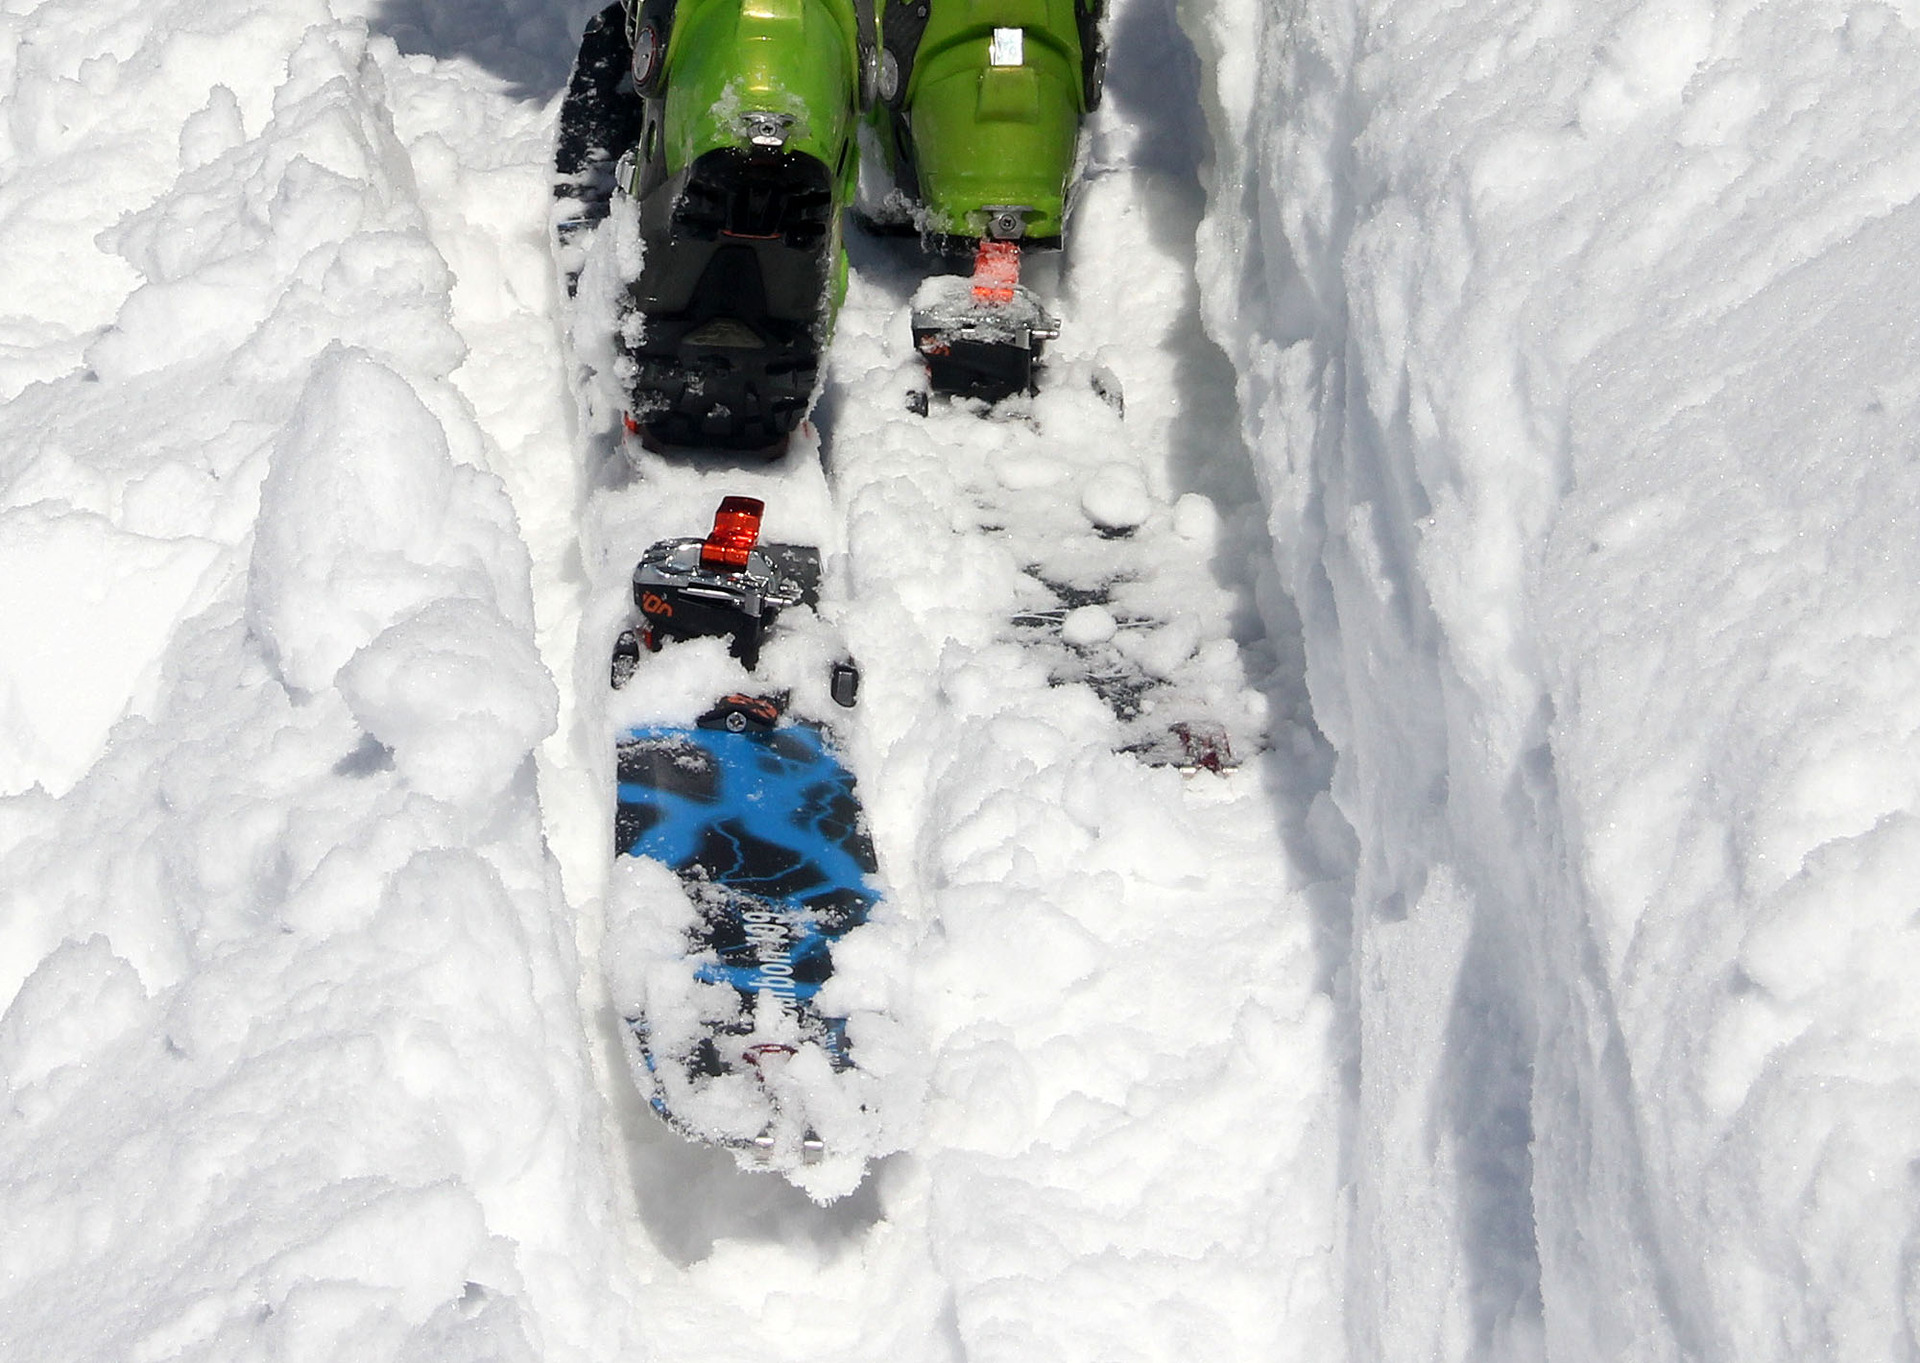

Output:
xmin=367 ymin=0 xmax=602 ymax=102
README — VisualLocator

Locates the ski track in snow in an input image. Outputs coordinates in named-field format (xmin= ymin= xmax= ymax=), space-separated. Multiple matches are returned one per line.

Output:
xmin=541 ymin=0 xmax=1341 ymax=1351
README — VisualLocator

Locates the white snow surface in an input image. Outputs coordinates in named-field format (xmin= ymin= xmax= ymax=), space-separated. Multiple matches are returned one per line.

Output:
xmin=2 ymin=0 xmax=1907 ymax=1356
xmin=1188 ymin=0 xmax=1920 ymax=1356
xmin=1 ymin=0 xmax=1330 ymax=1358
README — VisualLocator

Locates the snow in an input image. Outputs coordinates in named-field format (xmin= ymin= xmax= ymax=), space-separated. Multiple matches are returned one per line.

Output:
xmin=3 ymin=0 xmax=1914 ymax=1355
xmin=1190 ymin=0 xmax=1920 ymax=1355
xmin=0 ymin=4 xmax=632 ymax=1360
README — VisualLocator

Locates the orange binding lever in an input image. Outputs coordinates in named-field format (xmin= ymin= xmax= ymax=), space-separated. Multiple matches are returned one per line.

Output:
xmin=971 ymin=239 xmax=1021 ymax=307
xmin=701 ymin=496 xmax=765 ymax=571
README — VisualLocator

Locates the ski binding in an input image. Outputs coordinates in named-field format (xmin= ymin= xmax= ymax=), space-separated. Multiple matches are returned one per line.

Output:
xmin=609 ymin=497 xmax=879 ymax=1174
xmin=911 ymin=240 xmax=1060 ymax=403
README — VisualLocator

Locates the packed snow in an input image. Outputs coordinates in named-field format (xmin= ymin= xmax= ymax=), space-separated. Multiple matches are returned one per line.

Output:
xmin=1 ymin=0 xmax=1913 ymax=1357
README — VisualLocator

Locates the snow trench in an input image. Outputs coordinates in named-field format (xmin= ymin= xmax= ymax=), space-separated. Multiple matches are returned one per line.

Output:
xmin=29 ymin=0 xmax=1920 ymax=1352
xmin=539 ymin=0 xmax=1347 ymax=1353
xmin=1186 ymin=0 xmax=1920 ymax=1357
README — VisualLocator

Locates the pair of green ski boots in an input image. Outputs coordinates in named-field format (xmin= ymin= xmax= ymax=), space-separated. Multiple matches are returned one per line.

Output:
xmin=558 ymin=0 xmax=1107 ymax=451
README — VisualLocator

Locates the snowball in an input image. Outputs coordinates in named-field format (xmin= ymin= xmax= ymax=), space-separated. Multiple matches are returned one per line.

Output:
xmin=1171 ymin=492 xmax=1221 ymax=544
xmin=1080 ymin=463 xmax=1153 ymax=532
xmin=1060 ymin=603 xmax=1119 ymax=646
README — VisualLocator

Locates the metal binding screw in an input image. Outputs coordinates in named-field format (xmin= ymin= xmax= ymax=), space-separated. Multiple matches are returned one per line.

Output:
xmin=740 ymin=111 xmax=794 ymax=148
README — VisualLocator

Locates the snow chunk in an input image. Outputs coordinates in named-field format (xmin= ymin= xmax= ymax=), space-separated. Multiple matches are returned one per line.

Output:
xmin=1171 ymin=491 xmax=1221 ymax=545
xmin=178 ymin=85 xmax=246 ymax=172
xmin=1060 ymin=603 xmax=1119 ymax=646
xmin=245 ymin=347 xmax=531 ymax=696
xmin=0 ymin=935 xmax=150 ymax=1095
xmin=394 ymin=1283 xmax=539 ymax=1363
xmin=1079 ymin=463 xmax=1153 ymax=533
xmin=337 ymin=599 xmax=556 ymax=806
xmin=259 ymin=1183 xmax=493 ymax=1326
xmin=0 ymin=504 xmax=221 ymax=796
xmin=602 ymin=854 xmax=700 ymax=1022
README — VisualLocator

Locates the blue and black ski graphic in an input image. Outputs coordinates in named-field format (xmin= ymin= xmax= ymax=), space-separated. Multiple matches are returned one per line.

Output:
xmin=616 ymin=718 xmax=878 ymax=1083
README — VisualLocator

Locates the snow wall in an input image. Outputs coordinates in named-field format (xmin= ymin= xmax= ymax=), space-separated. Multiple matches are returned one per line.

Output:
xmin=1184 ymin=0 xmax=1920 ymax=1357
xmin=0 ymin=2 xmax=633 ymax=1359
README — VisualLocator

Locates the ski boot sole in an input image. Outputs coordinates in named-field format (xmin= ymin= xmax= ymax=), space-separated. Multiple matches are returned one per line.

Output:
xmin=623 ymin=147 xmax=837 ymax=452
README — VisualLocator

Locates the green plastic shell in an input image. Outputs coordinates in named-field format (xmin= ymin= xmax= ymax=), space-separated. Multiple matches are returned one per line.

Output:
xmin=660 ymin=0 xmax=862 ymax=177
xmin=648 ymin=0 xmax=863 ymax=315
xmin=883 ymin=0 xmax=1086 ymax=240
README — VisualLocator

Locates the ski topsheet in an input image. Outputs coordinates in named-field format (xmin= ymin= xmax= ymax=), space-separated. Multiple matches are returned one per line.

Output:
xmin=598 ymin=496 xmax=889 ymax=1193
xmin=614 ymin=713 xmax=880 ymax=1154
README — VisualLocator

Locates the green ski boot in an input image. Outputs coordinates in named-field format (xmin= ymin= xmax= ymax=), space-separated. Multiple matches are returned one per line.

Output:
xmin=557 ymin=0 xmax=876 ymax=451
xmin=870 ymin=0 xmax=1106 ymax=400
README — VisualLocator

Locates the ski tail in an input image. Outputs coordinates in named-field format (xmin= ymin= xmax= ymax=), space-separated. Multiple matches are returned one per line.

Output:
xmin=553 ymin=3 xmax=645 ymax=282
xmin=608 ymin=501 xmax=882 ymax=1176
